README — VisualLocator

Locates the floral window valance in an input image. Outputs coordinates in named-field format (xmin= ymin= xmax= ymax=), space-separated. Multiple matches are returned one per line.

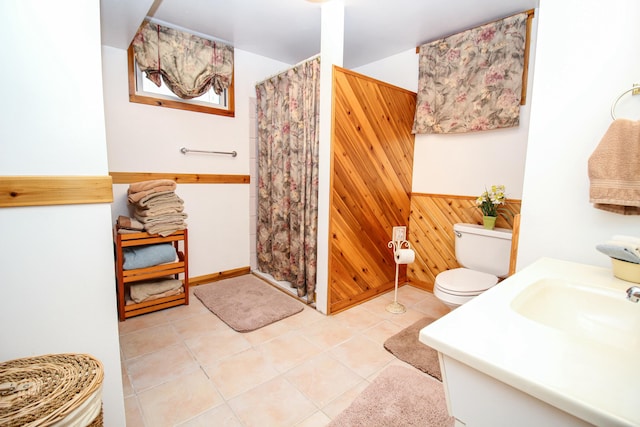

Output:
xmin=412 ymin=12 xmax=529 ymax=134
xmin=132 ymin=21 xmax=234 ymax=100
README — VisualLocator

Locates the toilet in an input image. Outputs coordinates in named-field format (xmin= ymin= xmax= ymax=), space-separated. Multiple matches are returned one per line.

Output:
xmin=434 ymin=223 xmax=513 ymax=309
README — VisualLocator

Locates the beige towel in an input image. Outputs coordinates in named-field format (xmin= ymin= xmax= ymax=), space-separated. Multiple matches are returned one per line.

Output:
xmin=588 ymin=119 xmax=640 ymax=215
xmin=117 ymin=215 xmax=144 ymax=231
xmin=128 ymin=179 xmax=176 ymax=194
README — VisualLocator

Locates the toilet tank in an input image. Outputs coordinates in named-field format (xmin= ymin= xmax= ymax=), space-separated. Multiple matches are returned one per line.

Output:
xmin=453 ymin=223 xmax=513 ymax=277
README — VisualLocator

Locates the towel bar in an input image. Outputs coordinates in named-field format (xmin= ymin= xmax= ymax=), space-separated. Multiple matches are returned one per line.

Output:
xmin=180 ymin=147 xmax=237 ymax=157
xmin=610 ymin=85 xmax=640 ymax=120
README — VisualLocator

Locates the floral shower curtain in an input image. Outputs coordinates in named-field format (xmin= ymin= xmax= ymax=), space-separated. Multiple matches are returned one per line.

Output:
xmin=255 ymin=57 xmax=320 ymax=302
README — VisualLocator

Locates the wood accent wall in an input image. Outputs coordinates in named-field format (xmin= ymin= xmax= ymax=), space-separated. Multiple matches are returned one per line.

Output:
xmin=408 ymin=194 xmax=521 ymax=291
xmin=328 ymin=67 xmax=416 ymax=314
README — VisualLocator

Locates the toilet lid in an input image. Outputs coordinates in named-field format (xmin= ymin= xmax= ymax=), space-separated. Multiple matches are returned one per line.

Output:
xmin=435 ymin=268 xmax=498 ymax=295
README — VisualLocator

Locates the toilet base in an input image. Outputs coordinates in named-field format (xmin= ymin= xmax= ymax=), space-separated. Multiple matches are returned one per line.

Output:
xmin=385 ymin=301 xmax=406 ymax=314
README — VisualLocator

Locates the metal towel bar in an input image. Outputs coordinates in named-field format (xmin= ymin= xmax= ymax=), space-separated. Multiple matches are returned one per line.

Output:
xmin=180 ymin=147 xmax=237 ymax=157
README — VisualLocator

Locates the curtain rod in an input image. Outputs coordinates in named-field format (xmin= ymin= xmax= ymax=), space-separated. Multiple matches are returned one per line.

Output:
xmin=144 ymin=17 xmax=233 ymax=46
xmin=255 ymin=54 xmax=321 ymax=86
xmin=415 ymin=8 xmax=535 ymax=52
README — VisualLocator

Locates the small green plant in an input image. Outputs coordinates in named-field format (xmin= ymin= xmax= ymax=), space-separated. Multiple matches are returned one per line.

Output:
xmin=476 ymin=185 xmax=506 ymax=217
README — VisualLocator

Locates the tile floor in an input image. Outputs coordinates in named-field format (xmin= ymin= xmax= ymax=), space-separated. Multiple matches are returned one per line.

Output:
xmin=119 ymin=282 xmax=451 ymax=427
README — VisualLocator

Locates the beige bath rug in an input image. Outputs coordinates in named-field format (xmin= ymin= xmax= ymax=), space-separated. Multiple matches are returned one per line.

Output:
xmin=193 ymin=275 xmax=304 ymax=332
xmin=328 ymin=365 xmax=453 ymax=426
xmin=383 ymin=316 xmax=442 ymax=381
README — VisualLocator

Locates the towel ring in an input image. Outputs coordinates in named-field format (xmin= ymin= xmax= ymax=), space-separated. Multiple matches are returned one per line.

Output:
xmin=610 ymin=86 xmax=639 ymax=120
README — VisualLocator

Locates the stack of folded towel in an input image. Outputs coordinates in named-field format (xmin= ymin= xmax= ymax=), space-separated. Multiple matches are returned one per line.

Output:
xmin=595 ymin=235 xmax=640 ymax=264
xmin=116 ymin=215 xmax=145 ymax=234
xmin=127 ymin=179 xmax=188 ymax=237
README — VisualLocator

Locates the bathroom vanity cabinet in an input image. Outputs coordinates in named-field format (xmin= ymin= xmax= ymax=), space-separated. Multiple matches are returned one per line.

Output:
xmin=420 ymin=258 xmax=638 ymax=427
xmin=114 ymin=228 xmax=189 ymax=321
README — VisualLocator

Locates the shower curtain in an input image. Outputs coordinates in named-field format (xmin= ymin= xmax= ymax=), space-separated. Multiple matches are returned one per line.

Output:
xmin=255 ymin=56 xmax=320 ymax=302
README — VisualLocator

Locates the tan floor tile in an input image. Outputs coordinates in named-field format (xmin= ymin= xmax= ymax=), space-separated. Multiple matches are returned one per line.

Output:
xmin=120 ymin=323 xmax=182 ymax=359
xmin=163 ymin=300 xmax=212 ymax=323
xmin=303 ymin=317 xmax=355 ymax=349
xmin=124 ymin=396 xmax=145 ymax=427
xmin=228 ymin=377 xmax=317 ymax=427
xmin=321 ymin=379 xmax=370 ymax=420
xmin=395 ymin=284 xmax=432 ymax=306
xmin=330 ymin=335 xmax=394 ymax=378
xmin=333 ymin=304 xmax=384 ymax=331
xmin=177 ymin=403 xmax=242 ymax=427
xmin=138 ymin=369 xmax=223 ymax=427
xmin=278 ymin=305 xmax=325 ymax=330
xmin=388 ymin=307 xmax=430 ymax=328
xmin=360 ymin=319 xmax=405 ymax=345
xmin=413 ymin=292 xmax=451 ymax=317
xmin=185 ymin=327 xmax=252 ymax=366
xmin=296 ymin=411 xmax=332 ymax=427
xmin=126 ymin=343 xmax=200 ymax=392
xmin=285 ymin=352 xmax=362 ymax=407
xmin=118 ymin=310 xmax=169 ymax=336
xmin=204 ymin=348 xmax=279 ymax=399
xmin=121 ymin=363 xmax=134 ymax=397
xmin=172 ymin=312 xmax=230 ymax=341
xmin=255 ymin=331 xmax=323 ymax=373
xmin=241 ymin=316 xmax=295 ymax=346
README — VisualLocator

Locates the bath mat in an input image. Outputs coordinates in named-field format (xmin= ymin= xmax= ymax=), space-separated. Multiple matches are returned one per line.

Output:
xmin=328 ymin=365 xmax=453 ymax=427
xmin=383 ymin=316 xmax=442 ymax=381
xmin=193 ymin=275 xmax=304 ymax=332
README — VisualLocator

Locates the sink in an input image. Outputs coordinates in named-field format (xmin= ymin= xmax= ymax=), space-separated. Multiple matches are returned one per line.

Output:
xmin=510 ymin=278 xmax=640 ymax=352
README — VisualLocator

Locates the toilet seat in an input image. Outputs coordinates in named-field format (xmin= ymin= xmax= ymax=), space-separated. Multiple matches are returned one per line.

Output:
xmin=435 ymin=268 xmax=498 ymax=296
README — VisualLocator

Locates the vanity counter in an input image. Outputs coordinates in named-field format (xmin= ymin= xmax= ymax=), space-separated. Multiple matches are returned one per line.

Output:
xmin=419 ymin=257 xmax=640 ymax=427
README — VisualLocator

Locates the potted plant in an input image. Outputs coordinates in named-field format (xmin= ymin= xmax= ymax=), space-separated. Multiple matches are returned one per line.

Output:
xmin=476 ymin=185 xmax=507 ymax=230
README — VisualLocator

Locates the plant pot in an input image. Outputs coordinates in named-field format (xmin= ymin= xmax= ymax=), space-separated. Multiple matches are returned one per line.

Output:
xmin=483 ymin=215 xmax=497 ymax=230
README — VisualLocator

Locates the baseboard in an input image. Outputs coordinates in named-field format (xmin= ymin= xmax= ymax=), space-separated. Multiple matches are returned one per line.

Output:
xmin=189 ymin=266 xmax=251 ymax=286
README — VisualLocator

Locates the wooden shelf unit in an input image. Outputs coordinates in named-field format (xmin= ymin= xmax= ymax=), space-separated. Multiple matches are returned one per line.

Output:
xmin=114 ymin=228 xmax=189 ymax=321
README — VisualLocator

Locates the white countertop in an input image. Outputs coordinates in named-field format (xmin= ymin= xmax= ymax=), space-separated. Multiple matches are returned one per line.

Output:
xmin=419 ymin=257 xmax=640 ymax=427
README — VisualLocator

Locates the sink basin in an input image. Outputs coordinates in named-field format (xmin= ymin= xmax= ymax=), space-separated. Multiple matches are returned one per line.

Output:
xmin=510 ymin=278 xmax=640 ymax=352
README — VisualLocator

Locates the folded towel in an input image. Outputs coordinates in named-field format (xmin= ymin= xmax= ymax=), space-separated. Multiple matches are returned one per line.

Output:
xmin=588 ymin=119 xmax=640 ymax=215
xmin=596 ymin=243 xmax=640 ymax=264
xmin=122 ymin=243 xmax=177 ymax=270
xmin=128 ymin=180 xmax=178 ymax=204
xmin=128 ymin=179 xmax=176 ymax=194
xmin=145 ymin=222 xmax=187 ymax=237
xmin=134 ymin=203 xmax=184 ymax=218
xmin=129 ymin=277 xmax=182 ymax=303
xmin=134 ymin=212 xmax=188 ymax=225
xmin=136 ymin=191 xmax=184 ymax=208
xmin=117 ymin=215 xmax=144 ymax=231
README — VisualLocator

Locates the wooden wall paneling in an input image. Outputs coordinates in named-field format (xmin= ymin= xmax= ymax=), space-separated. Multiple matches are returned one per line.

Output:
xmin=328 ymin=67 xmax=416 ymax=314
xmin=408 ymin=194 xmax=521 ymax=291
xmin=0 ymin=176 xmax=113 ymax=207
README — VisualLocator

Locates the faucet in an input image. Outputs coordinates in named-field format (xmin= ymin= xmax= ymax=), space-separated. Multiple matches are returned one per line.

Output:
xmin=626 ymin=286 xmax=640 ymax=303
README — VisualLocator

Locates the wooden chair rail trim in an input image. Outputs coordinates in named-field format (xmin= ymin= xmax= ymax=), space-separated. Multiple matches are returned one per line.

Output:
xmin=415 ymin=8 xmax=535 ymax=106
xmin=0 ymin=175 xmax=113 ymax=208
xmin=411 ymin=192 xmax=522 ymax=204
xmin=109 ymin=172 xmax=250 ymax=184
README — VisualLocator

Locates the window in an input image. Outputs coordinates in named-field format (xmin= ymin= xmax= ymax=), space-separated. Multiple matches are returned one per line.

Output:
xmin=127 ymin=45 xmax=235 ymax=117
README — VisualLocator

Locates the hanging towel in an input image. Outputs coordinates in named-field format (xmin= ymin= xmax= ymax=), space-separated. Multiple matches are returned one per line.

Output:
xmin=588 ymin=119 xmax=640 ymax=215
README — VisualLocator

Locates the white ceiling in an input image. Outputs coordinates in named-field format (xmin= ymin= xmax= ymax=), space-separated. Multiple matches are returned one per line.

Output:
xmin=100 ymin=0 xmax=539 ymax=69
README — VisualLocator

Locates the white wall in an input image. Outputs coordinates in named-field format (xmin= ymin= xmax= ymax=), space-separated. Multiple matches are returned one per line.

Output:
xmin=0 ymin=1 xmax=125 ymax=425
xmin=354 ymin=21 xmax=540 ymax=200
xmin=102 ymin=46 xmax=291 ymax=278
xmin=518 ymin=0 xmax=640 ymax=269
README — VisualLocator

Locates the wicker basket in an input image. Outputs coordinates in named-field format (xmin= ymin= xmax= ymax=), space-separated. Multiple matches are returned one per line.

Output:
xmin=0 ymin=353 xmax=104 ymax=427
